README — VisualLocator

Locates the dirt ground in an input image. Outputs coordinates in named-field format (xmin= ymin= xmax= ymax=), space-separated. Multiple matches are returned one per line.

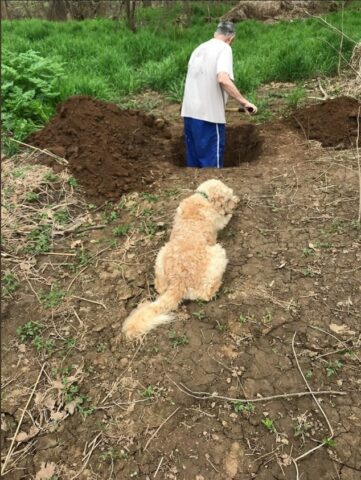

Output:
xmin=1 ymin=88 xmax=361 ymax=480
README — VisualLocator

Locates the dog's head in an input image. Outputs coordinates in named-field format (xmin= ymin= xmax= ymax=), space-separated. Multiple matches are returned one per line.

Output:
xmin=196 ymin=179 xmax=239 ymax=215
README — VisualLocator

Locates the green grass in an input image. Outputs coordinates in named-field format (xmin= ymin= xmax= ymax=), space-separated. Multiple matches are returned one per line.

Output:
xmin=1 ymin=3 xmax=361 ymax=148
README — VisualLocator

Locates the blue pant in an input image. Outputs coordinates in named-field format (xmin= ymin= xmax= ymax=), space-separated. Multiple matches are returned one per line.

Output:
xmin=184 ymin=117 xmax=225 ymax=168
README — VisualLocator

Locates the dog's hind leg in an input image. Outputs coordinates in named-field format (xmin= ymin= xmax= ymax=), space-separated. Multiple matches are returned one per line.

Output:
xmin=193 ymin=244 xmax=228 ymax=301
xmin=154 ymin=245 xmax=168 ymax=294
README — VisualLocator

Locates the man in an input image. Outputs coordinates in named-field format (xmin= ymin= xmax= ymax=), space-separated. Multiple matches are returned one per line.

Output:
xmin=181 ymin=20 xmax=257 ymax=168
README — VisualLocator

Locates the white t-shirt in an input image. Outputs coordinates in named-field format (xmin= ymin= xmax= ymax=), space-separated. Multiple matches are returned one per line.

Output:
xmin=181 ymin=38 xmax=234 ymax=124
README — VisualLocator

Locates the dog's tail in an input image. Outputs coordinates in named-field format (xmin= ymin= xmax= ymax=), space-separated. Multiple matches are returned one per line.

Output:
xmin=122 ymin=286 xmax=183 ymax=339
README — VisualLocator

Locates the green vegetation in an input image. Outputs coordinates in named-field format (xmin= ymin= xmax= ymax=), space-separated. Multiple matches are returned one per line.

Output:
xmin=113 ymin=224 xmax=131 ymax=237
xmin=233 ymin=401 xmax=255 ymax=414
xmin=2 ymin=4 xmax=360 ymax=152
xmin=262 ymin=416 xmax=277 ymax=433
xmin=169 ymin=331 xmax=189 ymax=347
xmin=2 ymin=271 xmax=19 ymax=297
xmin=16 ymin=321 xmax=44 ymax=342
xmin=39 ymin=284 xmax=65 ymax=308
xmin=26 ymin=224 xmax=52 ymax=255
xmin=1 ymin=49 xmax=64 ymax=155
xmin=326 ymin=360 xmax=343 ymax=377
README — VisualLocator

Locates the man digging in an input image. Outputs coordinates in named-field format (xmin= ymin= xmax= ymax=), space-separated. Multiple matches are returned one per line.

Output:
xmin=181 ymin=20 xmax=257 ymax=168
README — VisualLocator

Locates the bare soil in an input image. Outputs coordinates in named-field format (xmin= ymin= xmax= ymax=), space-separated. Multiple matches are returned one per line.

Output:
xmin=1 ymin=92 xmax=361 ymax=480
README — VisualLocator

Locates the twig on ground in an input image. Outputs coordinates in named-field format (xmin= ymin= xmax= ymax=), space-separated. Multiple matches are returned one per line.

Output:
xmin=356 ymin=106 xmax=361 ymax=222
xmin=101 ymin=342 xmax=143 ymax=405
xmin=1 ymin=364 xmax=45 ymax=475
xmin=167 ymin=376 xmax=346 ymax=403
xmin=153 ymin=457 xmax=164 ymax=478
xmin=70 ymin=432 xmax=102 ymax=480
xmin=71 ymin=295 xmax=107 ymax=310
xmin=291 ymin=332 xmax=335 ymax=479
xmin=67 ymin=246 xmax=111 ymax=291
xmin=24 ymin=274 xmax=42 ymax=305
xmin=309 ymin=325 xmax=360 ymax=362
xmin=8 ymin=138 xmax=69 ymax=165
xmin=144 ymin=407 xmax=180 ymax=451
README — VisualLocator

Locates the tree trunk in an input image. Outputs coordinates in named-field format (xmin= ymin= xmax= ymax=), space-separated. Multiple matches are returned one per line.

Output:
xmin=1 ymin=0 xmax=9 ymax=19
xmin=48 ymin=0 xmax=68 ymax=21
xmin=125 ymin=0 xmax=137 ymax=32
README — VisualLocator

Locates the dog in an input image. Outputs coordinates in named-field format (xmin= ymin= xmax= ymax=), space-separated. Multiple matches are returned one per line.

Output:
xmin=122 ymin=179 xmax=239 ymax=338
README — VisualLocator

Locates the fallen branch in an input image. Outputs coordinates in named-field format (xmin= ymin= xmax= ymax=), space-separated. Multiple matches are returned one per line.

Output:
xmin=71 ymin=295 xmax=107 ymax=310
xmin=167 ymin=376 xmax=346 ymax=403
xmin=8 ymin=138 xmax=69 ymax=165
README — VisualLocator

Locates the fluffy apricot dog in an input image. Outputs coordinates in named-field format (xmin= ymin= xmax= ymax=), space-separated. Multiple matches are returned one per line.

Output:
xmin=122 ymin=179 xmax=239 ymax=338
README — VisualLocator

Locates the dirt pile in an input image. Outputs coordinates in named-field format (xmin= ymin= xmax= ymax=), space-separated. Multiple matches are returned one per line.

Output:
xmin=222 ymin=0 xmax=344 ymax=22
xmin=28 ymin=96 xmax=174 ymax=203
xmin=290 ymin=96 xmax=360 ymax=148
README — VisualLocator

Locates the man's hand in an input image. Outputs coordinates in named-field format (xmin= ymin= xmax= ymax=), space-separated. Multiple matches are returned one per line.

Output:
xmin=242 ymin=101 xmax=257 ymax=115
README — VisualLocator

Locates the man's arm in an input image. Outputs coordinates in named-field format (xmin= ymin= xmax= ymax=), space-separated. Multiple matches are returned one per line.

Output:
xmin=217 ymin=72 xmax=257 ymax=114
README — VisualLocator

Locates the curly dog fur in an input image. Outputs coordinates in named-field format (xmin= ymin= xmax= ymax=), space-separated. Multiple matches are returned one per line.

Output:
xmin=122 ymin=179 xmax=239 ymax=338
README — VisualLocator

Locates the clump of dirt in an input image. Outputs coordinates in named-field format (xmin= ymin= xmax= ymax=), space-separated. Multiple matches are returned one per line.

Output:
xmin=289 ymin=96 xmax=360 ymax=148
xmin=28 ymin=96 xmax=174 ymax=203
xmin=170 ymin=122 xmax=263 ymax=168
xmin=222 ymin=0 xmax=343 ymax=23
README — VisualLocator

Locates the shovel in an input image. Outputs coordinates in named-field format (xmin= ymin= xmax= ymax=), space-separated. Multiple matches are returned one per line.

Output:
xmin=226 ymin=106 xmax=256 ymax=114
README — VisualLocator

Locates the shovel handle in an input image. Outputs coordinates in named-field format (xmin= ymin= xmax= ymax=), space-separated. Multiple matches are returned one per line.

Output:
xmin=226 ymin=106 xmax=255 ymax=113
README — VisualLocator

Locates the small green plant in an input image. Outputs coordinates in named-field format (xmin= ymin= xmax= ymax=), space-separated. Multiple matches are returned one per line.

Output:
xmin=32 ymin=336 xmax=56 ymax=355
xmin=322 ymin=437 xmax=336 ymax=448
xmin=351 ymin=220 xmax=361 ymax=231
xmin=233 ymin=401 xmax=255 ymax=414
xmin=140 ymin=192 xmax=159 ymax=203
xmin=305 ymin=369 xmax=313 ymax=380
xmin=139 ymin=220 xmax=159 ymax=237
xmin=262 ymin=417 xmax=276 ymax=433
xmin=238 ymin=314 xmax=247 ymax=324
xmin=326 ymin=360 xmax=343 ymax=377
xmin=54 ymin=209 xmax=71 ymax=225
xmin=113 ymin=224 xmax=131 ymax=237
xmin=142 ymin=385 xmax=155 ymax=398
xmin=64 ymin=338 xmax=76 ymax=350
xmin=67 ymin=176 xmax=78 ymax=187
xmin=302 ymin=247 xmax=314 ymax=258
xmin=2 ymin=271 xmax=18 ymax=297
xmin=16 ymin=321 xmax=44 ymax=342
xmin=193 ymin=309 xmax=206 ymax=320
xmin=96 ymin=342 xmax=107 ymax=353
xmin=164 ymin=188 xmax=180 ymax=198
xmin=12 ymin=168 xmax=25 ymax=179
xmin=100 ymin=447 xmax=128 ymax=462
xmin=169 ymin=331 xmax=189 ymax=347
xmin=262 ymin=310 xmax=272 ymax=324
xmin=285 ymin=86 xmax=306 ymax=109
xmin=40 ymin=285 xmax=65 ymax=309
xmin=303 ymin=267 xmax=315 ymax=278
xmin=294 ymin=419 xmax=312 ymax=440
xmin=25 ymin=191 xmax=39 ymax=202
xmin=102 ymin=209 xmax=118 ymax=223
xmin=43 ymin=172 xmax=59 ymax=183
xmin=26 ymin=224 xmax=52 ymax=254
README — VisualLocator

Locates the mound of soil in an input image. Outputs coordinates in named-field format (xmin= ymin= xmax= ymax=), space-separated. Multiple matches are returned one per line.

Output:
xmin=28 ymin=96 xmax=174 ymax=203
xmin=222 ymin=0 xmax=343 ymax=22
xmin=290 ymin=96 xmax=360 ymax=148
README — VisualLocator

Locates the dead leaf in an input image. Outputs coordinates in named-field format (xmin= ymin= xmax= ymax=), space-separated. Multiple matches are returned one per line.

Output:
xmin=35 ymin=461 xmax=57 ymax=480
xmin=16 ymin=425 xmax=40 ymax=443
xmin=65 ymin=398 xmax=81 ymax=415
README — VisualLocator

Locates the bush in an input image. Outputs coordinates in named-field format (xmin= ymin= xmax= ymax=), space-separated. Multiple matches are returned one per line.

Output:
xmin=1 ymin=49 xmax=64 ymax=154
